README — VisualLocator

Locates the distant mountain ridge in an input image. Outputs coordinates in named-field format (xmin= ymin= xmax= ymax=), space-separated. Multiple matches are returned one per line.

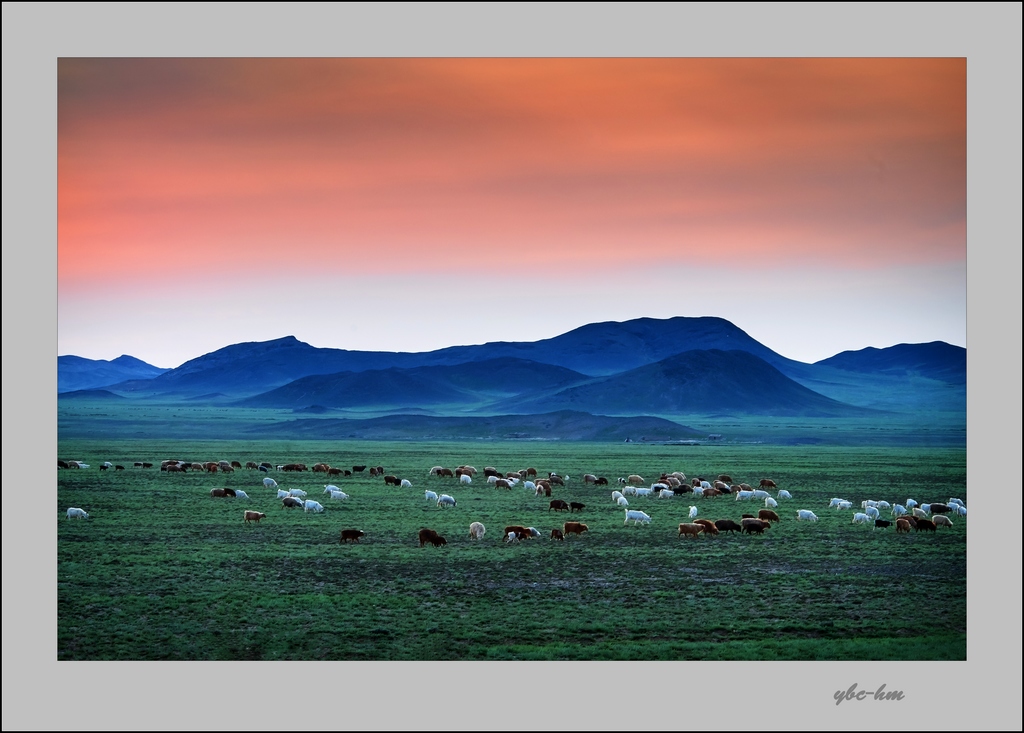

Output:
xmin=57 ymin=354 xmax=168 ymax=393
xmin=58 ymin=316 xmax=966 ymax=417
xmin=815 ymin=342 xmax=966 ymax=384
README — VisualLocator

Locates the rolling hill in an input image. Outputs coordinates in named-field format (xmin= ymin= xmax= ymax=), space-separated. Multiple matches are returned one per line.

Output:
xmin=239 ymin=358 xmax=589 ymax=410
xmin=495 ymin=350 xmax=876 ymax=417
xmin=58 ymin=355 xmax=168 ymax=393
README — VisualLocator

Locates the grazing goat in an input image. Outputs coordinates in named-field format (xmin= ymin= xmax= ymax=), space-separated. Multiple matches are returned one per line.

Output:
xmin=437 ymin=494 xmax=457 ymax=508
xmin=796 ymin=510 xmax=819 ymax=521
xmin=66 ymin=507 xmax=89 ymax=520
xmin=243 ymin=511 xmax=266 ymax=524
xmin=468 ymin=522 xmax=486 ymax=540
xmin=624 ymin=509 xmax=651 ymax=526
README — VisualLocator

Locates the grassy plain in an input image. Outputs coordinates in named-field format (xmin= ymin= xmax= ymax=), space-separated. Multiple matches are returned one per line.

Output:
xmin=57 ymin=439 xmax=966 ymax=660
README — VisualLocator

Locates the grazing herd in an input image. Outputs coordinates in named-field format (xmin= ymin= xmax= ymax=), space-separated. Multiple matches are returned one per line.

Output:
xmin=59 ymin=457 xmax=965 ymax=552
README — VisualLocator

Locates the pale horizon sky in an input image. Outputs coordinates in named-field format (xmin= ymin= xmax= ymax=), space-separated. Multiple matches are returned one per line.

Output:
xmin=57 ymin=58 xmax=966 ymax=369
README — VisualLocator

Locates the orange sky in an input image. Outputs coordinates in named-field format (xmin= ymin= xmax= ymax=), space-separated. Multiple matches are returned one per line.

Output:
xmin=58 ymin=58 xmax=965 ymax=286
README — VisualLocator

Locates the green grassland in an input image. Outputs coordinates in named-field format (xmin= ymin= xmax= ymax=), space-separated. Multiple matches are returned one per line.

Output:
xmin=57 ymin=439 xmax=966 ymax=660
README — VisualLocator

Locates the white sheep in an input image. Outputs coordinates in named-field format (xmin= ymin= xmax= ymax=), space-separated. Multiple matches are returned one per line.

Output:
xmin=765 ymin=497 xmax=778 ymax=508
xmin=617 ymin=496 xmax=629 ymax=507
xmin=865 ymin=506 xmax=880 ymax=520
xmin=852 ymin=512 xmax=870 ymax=525
xmin=469 ymin=522 xmax=486 ymax=540
xmin=796 ymin=509 xmax=818 ymax=521
xmin=424 ymin=490 xmax=438 ymax=502
xmin=459 ymin=474 xmax=472 ymax=485
xmin=66 ymin=507 xmax=89 ymax=519
xmin=437 ymin=494 xmax=457 ymax=508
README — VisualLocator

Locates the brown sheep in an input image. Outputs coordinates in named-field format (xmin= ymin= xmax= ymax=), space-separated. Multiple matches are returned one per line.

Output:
xmin=243 ymin=510 xmax=266 ymax=524
xmin=741 ymin=518 xmax=770 ymax=535
xmin=896 ymin=518 xmax=912 ymax=533
xmin=758 ymin=509 xmax=780 ymax=524
xmin=418 ymin=528 xmax=447 ymax=547
xmin=759 ymin=479 xmax=777 ymax=489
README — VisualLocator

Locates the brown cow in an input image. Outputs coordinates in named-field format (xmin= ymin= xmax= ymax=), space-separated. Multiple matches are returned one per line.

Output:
xmin=340 ymin=529 xmax=366 ymax=543
xmin=549 ymin=499 xmax=569 ymax=512
xmin=678 ymin=523 xmax=704 ymax=539
xmin=550 ymin=529 xmax=564 ymax=541
xmin=563 ymin=521 xmax=589 ymax=537
xmin=758 ymin=509 xmax=781 ymax=524
xmin=244 ymin=510 xmax=266 ymax=524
